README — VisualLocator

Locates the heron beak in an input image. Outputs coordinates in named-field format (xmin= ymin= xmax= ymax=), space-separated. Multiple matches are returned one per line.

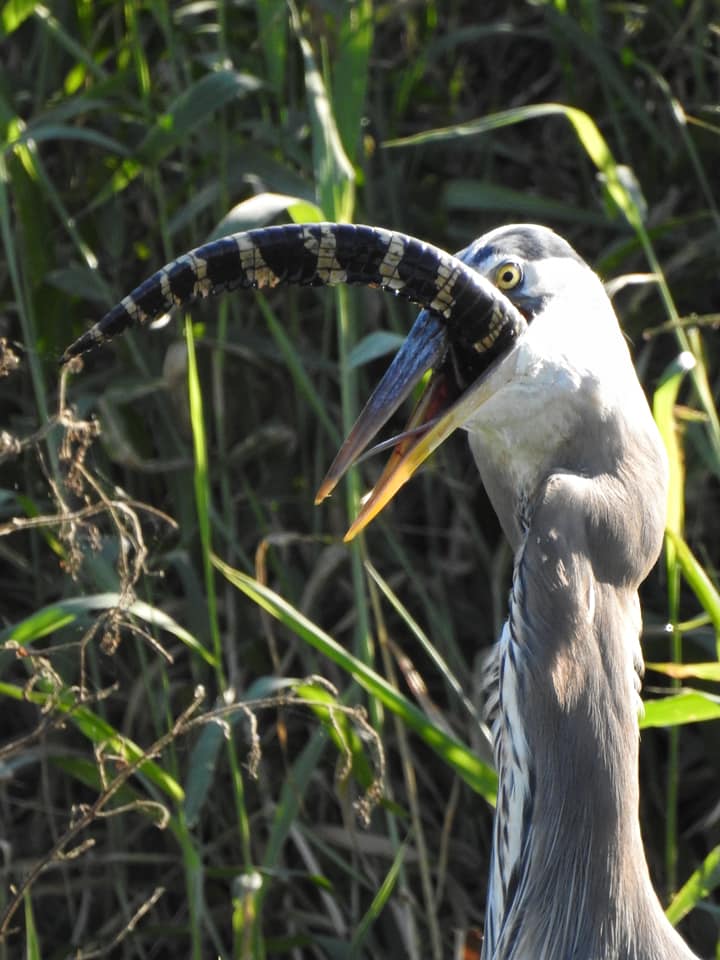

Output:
xmin=315 ymin=307 xmax=520 ymax=541
xmin=314 ymin=308 xmax=447 ymax=506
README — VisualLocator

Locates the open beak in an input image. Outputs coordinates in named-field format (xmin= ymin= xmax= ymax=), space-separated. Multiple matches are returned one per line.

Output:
xmin=315 ymin=306 xmax=523 ymax=541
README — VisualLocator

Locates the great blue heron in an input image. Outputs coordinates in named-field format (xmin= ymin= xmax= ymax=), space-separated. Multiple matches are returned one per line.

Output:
xmin=63 ymin=222 xmax=699 ymax=959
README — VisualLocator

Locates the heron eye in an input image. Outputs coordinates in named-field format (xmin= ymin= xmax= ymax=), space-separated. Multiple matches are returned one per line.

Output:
xmin=495 ymin=262 xmax=523 ymax=291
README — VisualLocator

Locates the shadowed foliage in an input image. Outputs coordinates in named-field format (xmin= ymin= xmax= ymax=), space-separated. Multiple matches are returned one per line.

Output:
xmin=1 ymin=2 xmax=719 ymax=957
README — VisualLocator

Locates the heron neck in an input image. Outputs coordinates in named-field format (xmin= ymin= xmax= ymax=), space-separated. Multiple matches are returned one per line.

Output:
xmin=481 ymin=457 xmax=696 ymax=959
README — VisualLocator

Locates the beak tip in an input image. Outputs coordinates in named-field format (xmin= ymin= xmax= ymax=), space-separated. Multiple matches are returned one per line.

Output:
xmin=343 ymin=515 xmax=365 ymax=542
xmin=314 ymin=478 xmax=333 ymax=505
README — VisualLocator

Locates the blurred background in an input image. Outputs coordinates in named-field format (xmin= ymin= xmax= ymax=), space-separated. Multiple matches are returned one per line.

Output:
xmin=1 ymin=1 xmax=719 ymax=957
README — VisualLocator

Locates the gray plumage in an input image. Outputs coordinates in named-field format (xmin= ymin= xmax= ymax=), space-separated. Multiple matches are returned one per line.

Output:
xmin=457 ymin=225 xmax=698 ymax=960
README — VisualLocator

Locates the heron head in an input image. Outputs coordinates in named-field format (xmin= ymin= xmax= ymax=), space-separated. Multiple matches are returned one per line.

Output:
xmin=456 ymin=223 xmax=592 ymax=319
xmin=316 ymin=224 xmax=610 ymax=539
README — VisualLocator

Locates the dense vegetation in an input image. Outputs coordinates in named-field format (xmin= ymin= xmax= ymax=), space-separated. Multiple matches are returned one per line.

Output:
xmin=1 ymin=1 xmax=719 ymax=957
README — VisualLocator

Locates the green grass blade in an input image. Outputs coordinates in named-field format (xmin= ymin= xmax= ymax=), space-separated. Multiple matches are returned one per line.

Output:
xmin=653 ymin=352 xmax=695 ymax=897
xmin=184 ymin=317 xmax=223 ymax=672
xmin=640 ymin=691 xmax=720 ymax=728
xmin=666 ymin=845 xmax=720 ymax=926
xmin=0 ymin=681 xmax=184 ymax=800
xmin=384 ymin=102 xmax=568 ymax=148
xmin=23 ymin=892 xmax=41 ymax=960
xmin=444 ymin=180 xmax=608 ymax=225
xmin=25 ymin=4 xmax=107 ymax=81
xmin=350 ymin=836 xmax=408 ymax=956
xmin=665 ymin=530 xmax=720 ymax=655
xmin=212 ymin=553 xmax=498 ymax=802
xmin=256 ymin=295 xmax=340 ymax=444
xmin=182 ymin=718 xmax=228 ymax=828
xmin=289 ymin=0 xmax=355 ymax=221
xmin=331 ymin=0 xmax=373 ymax=162
xmin=255 ymin=0 xmax=287 ymax=94
xmin=251 ymin=729 xmax=329 ymax=957
xmin=347 ymin=331 xmax=405 ymax=369
xmin=137 ymin=69 xmax=262 ymax=166
xmin=185 ymin=316 xmax=253 ymax=870
xmin=646 ymin=662 xmax=720 ymax=683
xmin=295 ymin=681 xmax=378 ymax=790
xmin=0 ymin=593 xmax=216 ymax=665
xmin=384 ymin=101 xmax=641 ymax=228
xmin=0 ymin=148 xmax=50 ymax=426
xmin=7 ymin=123 xmax=128 ymax=155
xmin=206 ymin=191 xmax=324 ymax=239
xmin=654 ymin=354 xmax=694 ymax=545
xmin=0 ymin=0 xmax=36 ymax=37
xmin=365 ymin=560 xmax=480 ymax=725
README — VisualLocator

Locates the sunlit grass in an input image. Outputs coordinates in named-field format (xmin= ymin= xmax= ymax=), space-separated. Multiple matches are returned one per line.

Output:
xmin=1 ymin=1 xmax=719 ymax=958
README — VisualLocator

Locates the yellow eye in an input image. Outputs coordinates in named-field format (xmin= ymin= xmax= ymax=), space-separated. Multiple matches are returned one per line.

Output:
xmin=495 ymin=261 xmax=523 ymax=291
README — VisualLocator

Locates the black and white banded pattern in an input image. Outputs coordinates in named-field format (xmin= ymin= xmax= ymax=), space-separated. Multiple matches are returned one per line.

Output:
xmin=61 ymin=222 xmax=525 ymax=364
